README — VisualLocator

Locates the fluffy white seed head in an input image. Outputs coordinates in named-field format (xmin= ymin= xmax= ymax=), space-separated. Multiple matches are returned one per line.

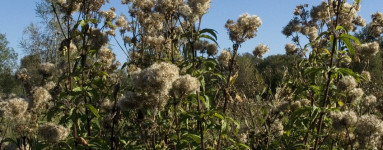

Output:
xmin=253 ymin=43 xmax=269 ymax=58
xmin=38 ymin=123 xmax=70 ymax=143
xmin=218 ymin=50 xmax=231 ymax=68
xmin=285 ymin=43 xmax=297 ymax=55
xmin=172 ymin=74 xmax=200 ymax=97
xmin=338 ymin=76 xmax=357 ymax=91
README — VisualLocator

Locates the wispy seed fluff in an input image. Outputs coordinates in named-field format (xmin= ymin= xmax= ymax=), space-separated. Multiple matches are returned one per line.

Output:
xmin=285 ymin=43 xmax=297 ymax=55
xmin=0 ymin=98 xmax=29 ymax=117
xmin=38 ymin=62 xmax=55 ymax=76
xmin=310 ymin=1 xmax=331 ymax=22
xmin=172 ymin=74 xmax=200 ymax=97
xmin=253 ymin=43 xmax=269 ymax=58
xmin=355 ymin=115 xmax=383 ymax=144
xmin=270 ymin=119 xmax=284 ymax=137
xmin=115 ymin=15 xmax=128 ymax=28
xmin=338 ymin=75 xmax=357 ymax=91
xmin=361 ymin=71 xmax=371 ymax=82
xmin=225 ymin=13 xmax=262 ymax=44
xmin=120 ymin=62 xmax=180 ymax=110
xmin=349 ymin=88 xmax=364 ymax=103
xmin=369 ymin=12 xmax=383 ymax=37
xmin=356 ymin=41 xmax=380 ymax=57
xmin=131 ymin=62 xmax=179 ymax=93
xmin=98 ymin=46 xmax=116 ymax=68
xmin=331 ymin=111 xmax=358 ymax=130
xmin=38 ymin=123 xmax=70 ymax=143
xmin=187 ymin=0 xmax=212 ymax=17
xmin=31 ymin=87 xmax=52 ymax=109
xmin=362 ymin=95 xmax=377 ymax=107
xmin=16 ymin=68 xmax=29 ymax=81
xmin=218 ymin=50 xmax=231 ymax=68
xmin=103 ymin=7 xmax=116 ymax=22
xmin=206 ymin=43 xmax=218 ymax=56
xmin=44 ymin=81 xmax=56 ymax=91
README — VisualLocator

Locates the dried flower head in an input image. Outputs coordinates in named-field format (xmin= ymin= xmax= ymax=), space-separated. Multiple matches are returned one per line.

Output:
xmin=127 ymin=62 xmax=180 ymax=109
xmin=362 ymin=95 xmax=377 ymax=107
xmin=16 ymin=68 xmax=29 ymax=81
xmin=285 ymin=43 xmax=297 ymax=55
xmin=253 ymin=43 xmax=269 ymax=58
xmin=44 ymin=81 xmax=56 ymax=91
xmin=6 ymin=98 xmax=29 ymax=117
xmin=31 ymin=87 xmax=52 ymax=109
xmin=38 ymin=123 xmax=70 ymax=143
xmin=270 ymin=119 xmax=284 ymax=137
xmin=187 ymin=0 xmax=212 ymax=17
xmin=98 ymin=46 xmax=116 ymax=68
xmin=38 ymin=62 xmax=55 ymax=76
xmin=282 ymin=19 xmax=301 ymax=37
xmin=103 ymin=7 xmax=116 ymax=22
xmin=361 ymin=71 xmax=371 ymax=82
xmin=310 ymin=2 xmax=330 ymax=22
xmin=225 ymin=13 xmax=262 ymax=44
xmin=218 ymin=50 xmax=231 ymax=67
xmin=331 ymin=111 xmax=357 ymax=130
xmin=355 ymin=115 xmax=383 ymax=144
xmin=356 ymin=41 xmax=380 ymax=57
xmin=116 ymin=15 xmax=128 ymax=28
xmin=349 ymin=88 xmax=364 ymax=103
xmin=206 ymin=43 xmax=218 ymax=56
xmin=338 ymin=75 xmax=357 ymax=91
xmin=172 ymin=74 xmax=200 ymax=97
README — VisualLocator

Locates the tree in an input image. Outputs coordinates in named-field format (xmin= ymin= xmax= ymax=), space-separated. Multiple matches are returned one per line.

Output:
xmin=0 ymin=33 xmax=18 ymax=94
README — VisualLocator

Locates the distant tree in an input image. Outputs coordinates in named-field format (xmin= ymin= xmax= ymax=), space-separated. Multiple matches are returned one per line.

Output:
xmin=0 ymin=33 xmax=18 ymax=94
xmin=256 ymin=54 xmax=298 ymax=92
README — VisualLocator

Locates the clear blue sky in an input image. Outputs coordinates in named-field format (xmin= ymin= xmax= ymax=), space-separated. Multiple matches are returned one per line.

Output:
xmin=1 ymin=0 xmax=383 ymax=63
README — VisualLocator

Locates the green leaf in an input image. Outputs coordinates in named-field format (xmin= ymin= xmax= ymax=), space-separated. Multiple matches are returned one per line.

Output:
xmin=184 ymin=133 xmax=201 ymax=144
xmin=339 ymin=34 xmax=361 ymax=57
xmin=213 ymin=113 xmax=224 ymax=120
xmin=80 ymin=20 xmax=87 ymax=27
xmin=84 ymin=104 xmax=101 ymax=118
xmin=237 ymin=143 xmax=251 ymax=150
xmin=200 ymin=34 xmax=219 ymax=45
xmin=200 ymin=28 xmax=218 ymax=40
xmin=336 ymin=25 xmax=348 ymax=32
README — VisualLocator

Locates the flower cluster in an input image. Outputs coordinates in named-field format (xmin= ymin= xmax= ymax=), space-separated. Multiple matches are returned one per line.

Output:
xmin=119 ymin=62 xmax=179 ymax=110
xmin=369 ymin=12 xmax=383 ymax=37
xmin=225 ymin=13 xmax=262 ymax=44
xmin=172 ymin=74 xmax=200 ymax=97
xmin=218 ymin=49 xmax=231 ymax=68
xmin=285 ymin=43 xmax=297 ymax=55
xmin=338 ymin=75 xmax=357 ymax=91
xmin=38 ymin=123 xmax=70 ymax=143
xmin=253 ymin=43 xmax=269 ymax=58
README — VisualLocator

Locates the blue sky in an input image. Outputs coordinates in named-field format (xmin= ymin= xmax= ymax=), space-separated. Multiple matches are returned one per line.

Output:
xmin=1 ymin=0 xmax=383 ymax=63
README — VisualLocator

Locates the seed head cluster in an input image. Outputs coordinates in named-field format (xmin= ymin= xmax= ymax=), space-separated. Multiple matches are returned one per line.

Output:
xmin=338 ymin=76 xmax=357 ymax=91
xmin=31 ymin=87 xmax=52 ymax=109
xmin=253 ymin=43 xmax=269 ymax=58
xmin=120 ymin=62 xmax=180 ymax=110
xmin=38 ymin=123 xmax=70 ymax=143
xmin=218 ymin=50 xmax=231 ymax=68
xmin=225 ymin=13 xmax=262 ymax=44
xmin=172 ymin=74 xmax=200 ymax=97
xmin=285 ymin=43 xmax=297 ymax=55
